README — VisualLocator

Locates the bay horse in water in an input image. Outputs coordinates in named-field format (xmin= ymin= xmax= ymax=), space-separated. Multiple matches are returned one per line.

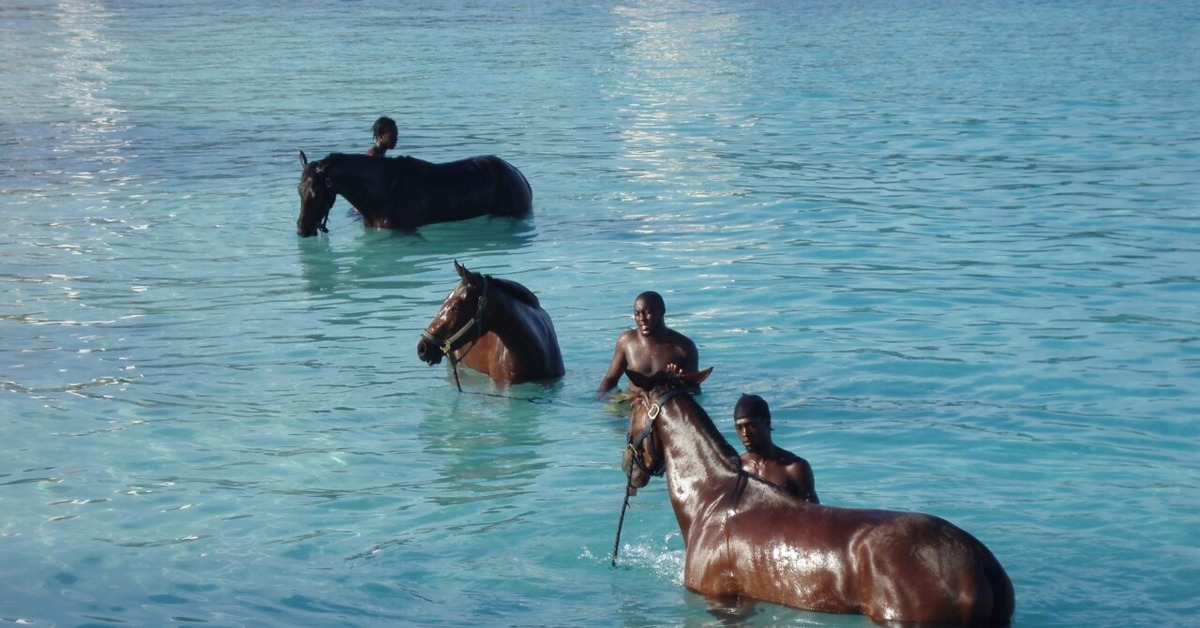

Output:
xmin=296 ymin=151 xmax=532 ymax=237
xmin=622 ymin=368 xmax=1014 ymax=626
xmin=417 ymin=261 xmax=564 ymax=385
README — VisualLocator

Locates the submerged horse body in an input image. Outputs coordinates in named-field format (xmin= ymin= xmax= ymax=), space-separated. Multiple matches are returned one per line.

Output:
xmin=417 ymin=261 xmax=564 ymax=385
xmin=623 ymin=369 xmax=1014 ymax=626
xmin=297 ymin=151 xmax=532 ymax=237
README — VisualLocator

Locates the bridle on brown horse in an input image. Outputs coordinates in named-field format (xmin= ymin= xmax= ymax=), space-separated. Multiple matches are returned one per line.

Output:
xmin=419 ymin=275 xmax=490 ymax=393
xmin=625 ymin=389 xmax=685 ymax=479
xmin=612 ymin=387 xmax=684 ymax=566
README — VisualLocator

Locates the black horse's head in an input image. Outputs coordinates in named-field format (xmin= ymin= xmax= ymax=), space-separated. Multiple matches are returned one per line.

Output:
xmin=297 ymin=151 xmax=336 ymax=237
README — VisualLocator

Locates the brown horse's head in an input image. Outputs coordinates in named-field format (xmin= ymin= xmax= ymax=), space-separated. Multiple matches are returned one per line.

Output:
xmin=622 ymin=367 xmax=713 ymax=489
xmin=417 ymin=261 xmax=489 ymax=366
xmin=297 ymin=151 xmax=337 ymax=237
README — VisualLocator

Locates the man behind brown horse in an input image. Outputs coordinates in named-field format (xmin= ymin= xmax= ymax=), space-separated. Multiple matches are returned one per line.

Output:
xmin=734 ymin=394 xmax=819 ymax=504
xmin=596 ymin=291 xmax=700 ymax=400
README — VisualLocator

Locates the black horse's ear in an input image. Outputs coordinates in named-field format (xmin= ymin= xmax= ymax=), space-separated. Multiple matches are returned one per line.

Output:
xmin=299 ymin=151 xmax=308 ymax=167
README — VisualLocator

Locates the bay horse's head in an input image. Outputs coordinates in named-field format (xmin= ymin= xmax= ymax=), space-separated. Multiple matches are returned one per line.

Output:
xmin=417 ymin=261 xmax=490 ymax=367
xmin=622 ymin=367 xmax=713 ymax=489
xmin=297 ymin=151 xmax=336 ymax=237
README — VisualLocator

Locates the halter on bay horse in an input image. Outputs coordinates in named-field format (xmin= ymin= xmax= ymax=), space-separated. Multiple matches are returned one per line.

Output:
xmin=296 ymin=152 xmax=532 ymax=237
xmin=417 ymin=261 xmax=564 ymax=385
xmin=622 ymin=369 xmax=1014 ymax=626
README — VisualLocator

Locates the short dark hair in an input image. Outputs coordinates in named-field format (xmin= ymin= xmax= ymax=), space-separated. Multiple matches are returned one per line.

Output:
xmin=372 ymin=116 xmax=397 ymax=138
xmin=635 ymin=291 xmax=665 ymax=312
xmin=734 ymin=394 xmax=770 ymax=423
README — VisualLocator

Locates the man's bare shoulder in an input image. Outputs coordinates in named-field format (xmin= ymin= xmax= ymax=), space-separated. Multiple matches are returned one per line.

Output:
xmin=664 ymin=327 xmax=699 ymax=351
xmin=614 ymin=328 xmax=639 ymax=347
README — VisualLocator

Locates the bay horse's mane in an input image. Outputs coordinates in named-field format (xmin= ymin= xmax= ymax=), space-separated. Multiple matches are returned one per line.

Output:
xmin=484 ymin=274 xmax=542 ymax=310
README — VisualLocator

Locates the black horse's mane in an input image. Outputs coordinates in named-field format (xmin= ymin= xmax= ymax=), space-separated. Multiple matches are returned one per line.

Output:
xmin=323 ymin=152 xmax=431 ymax=169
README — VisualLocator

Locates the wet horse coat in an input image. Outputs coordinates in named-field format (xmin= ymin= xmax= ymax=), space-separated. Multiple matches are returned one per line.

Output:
xmin=297 ymin=152 xmax=532 ymax=236
xmin=417 ymin=261 xmax=564 ymax=385
xmin=623 ymin=369 xmax=1014 ymax=626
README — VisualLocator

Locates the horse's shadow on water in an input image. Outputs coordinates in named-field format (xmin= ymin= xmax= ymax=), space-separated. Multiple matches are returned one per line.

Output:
xmin=295 ymin=212 xmax=536 ymax=297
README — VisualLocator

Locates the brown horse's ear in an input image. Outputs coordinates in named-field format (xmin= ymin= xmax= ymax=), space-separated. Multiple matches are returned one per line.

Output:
xmin=454 ymin=260 xmax=468 ymax=279
xmin=685 ymin=367 xmax=713 ymax=387
xmin=625 ymin=369 xmax=655 ymax=391
xmin=299 ymin=151 xmax=308 ymax=168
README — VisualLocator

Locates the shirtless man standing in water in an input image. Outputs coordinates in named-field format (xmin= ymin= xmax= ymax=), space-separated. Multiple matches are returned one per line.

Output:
xmin=366 ymin=116 xmax=398 ymax=157
xmin=734 ymin=394 xmax=819 ymax=503
xmin=596 ymin=291 xmax=700 ymax=400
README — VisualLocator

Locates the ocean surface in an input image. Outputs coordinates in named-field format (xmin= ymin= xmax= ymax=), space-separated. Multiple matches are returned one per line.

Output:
xmin=2 ymin=1 xmax=1197 ymax=626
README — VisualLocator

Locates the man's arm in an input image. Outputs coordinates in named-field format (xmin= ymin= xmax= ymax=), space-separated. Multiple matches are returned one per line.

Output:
xmin=596 ymin=336 xmax=630 ymax=400
xmin=788 ymin=459 xmax=819 ymax=504
xmin=682 ymin=335 xmax=700 ymax=372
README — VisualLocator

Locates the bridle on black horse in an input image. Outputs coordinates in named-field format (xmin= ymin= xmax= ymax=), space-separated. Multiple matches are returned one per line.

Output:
xmin=420 ymin=275 xmax=490 ymax=392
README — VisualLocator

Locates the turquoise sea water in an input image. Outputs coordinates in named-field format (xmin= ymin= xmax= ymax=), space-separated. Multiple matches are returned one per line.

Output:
xmin=2 ymin=1 xmax=1197 ymax=626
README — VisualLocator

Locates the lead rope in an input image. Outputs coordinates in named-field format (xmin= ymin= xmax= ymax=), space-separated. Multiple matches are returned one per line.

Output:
xmin=612 ymin=474 xmax=634 ymax=567
xmin=611 ymin=393 xmax=678 ymax=566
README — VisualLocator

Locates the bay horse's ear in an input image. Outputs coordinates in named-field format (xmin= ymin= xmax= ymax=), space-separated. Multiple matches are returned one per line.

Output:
xmin=299 ymin=151 xmax=308 ymax=168
xmin=454 ymin=260 xmax=469 ymax=280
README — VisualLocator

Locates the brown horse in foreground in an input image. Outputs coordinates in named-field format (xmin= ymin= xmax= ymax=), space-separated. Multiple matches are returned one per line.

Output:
xmin=296 ymin=151 xmax=532 ymax=237
xmin=417 ymin=261 xmax=564 ymax=385
xmin=622 ymin=369 xmax=1014 ymax=626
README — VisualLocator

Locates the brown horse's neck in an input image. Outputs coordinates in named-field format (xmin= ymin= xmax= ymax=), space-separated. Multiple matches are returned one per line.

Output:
xmin=656 ymin=392 xmax=745 ymax=542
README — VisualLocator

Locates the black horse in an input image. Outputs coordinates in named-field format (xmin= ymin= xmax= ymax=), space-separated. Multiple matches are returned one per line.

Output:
xmin=296 ymin=152 xmax=532 ymax=237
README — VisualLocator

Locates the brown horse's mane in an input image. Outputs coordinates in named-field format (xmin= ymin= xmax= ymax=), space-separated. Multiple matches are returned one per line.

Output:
xmin=637 ymin=374 xmax=744 ymax=469
xmin=675 ymin=390 xmax=743 ymax=465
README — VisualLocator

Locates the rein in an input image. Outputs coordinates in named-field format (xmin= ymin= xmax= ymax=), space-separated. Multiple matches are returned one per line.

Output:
xmin=420 ymin=276 xmax=490 ymax=393
xmin=612 ymin=387 xmax=685 ymax=566
xmin=625 ymin=388 xmax=683 ymax=479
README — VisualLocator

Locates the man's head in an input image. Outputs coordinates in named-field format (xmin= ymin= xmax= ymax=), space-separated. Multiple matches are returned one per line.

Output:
xmin=372 ymin=116 xmax=398 ymax=149
xmin=734 ymin=394 xmax=772 ymax=454
xmin=633 ymin=291 xmax=666 ymax=337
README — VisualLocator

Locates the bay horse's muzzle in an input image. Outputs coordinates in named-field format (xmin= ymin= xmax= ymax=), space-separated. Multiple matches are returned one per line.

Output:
xmin=416 ymin=334 xmax=446 ymax=366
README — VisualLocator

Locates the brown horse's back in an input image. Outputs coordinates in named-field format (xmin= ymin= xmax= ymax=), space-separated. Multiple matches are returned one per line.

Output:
xmin=847 ymin=510 xmax=1014 ymax=625
xmin=712 ymin=492 xmax=1013 ymax=625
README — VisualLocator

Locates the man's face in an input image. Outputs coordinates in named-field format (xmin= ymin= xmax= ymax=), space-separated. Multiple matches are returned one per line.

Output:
xmin=736 ymin=416 xmax=770 ymax=453
xmin=380 ymin=129 xmax=398 ymax=149
xmin=633 ymin=298 xmax=663 ymax=337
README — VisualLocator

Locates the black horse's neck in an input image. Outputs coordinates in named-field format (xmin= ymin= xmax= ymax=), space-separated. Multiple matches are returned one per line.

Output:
xmin=323 ymin=154 xmax=431 ymax=225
